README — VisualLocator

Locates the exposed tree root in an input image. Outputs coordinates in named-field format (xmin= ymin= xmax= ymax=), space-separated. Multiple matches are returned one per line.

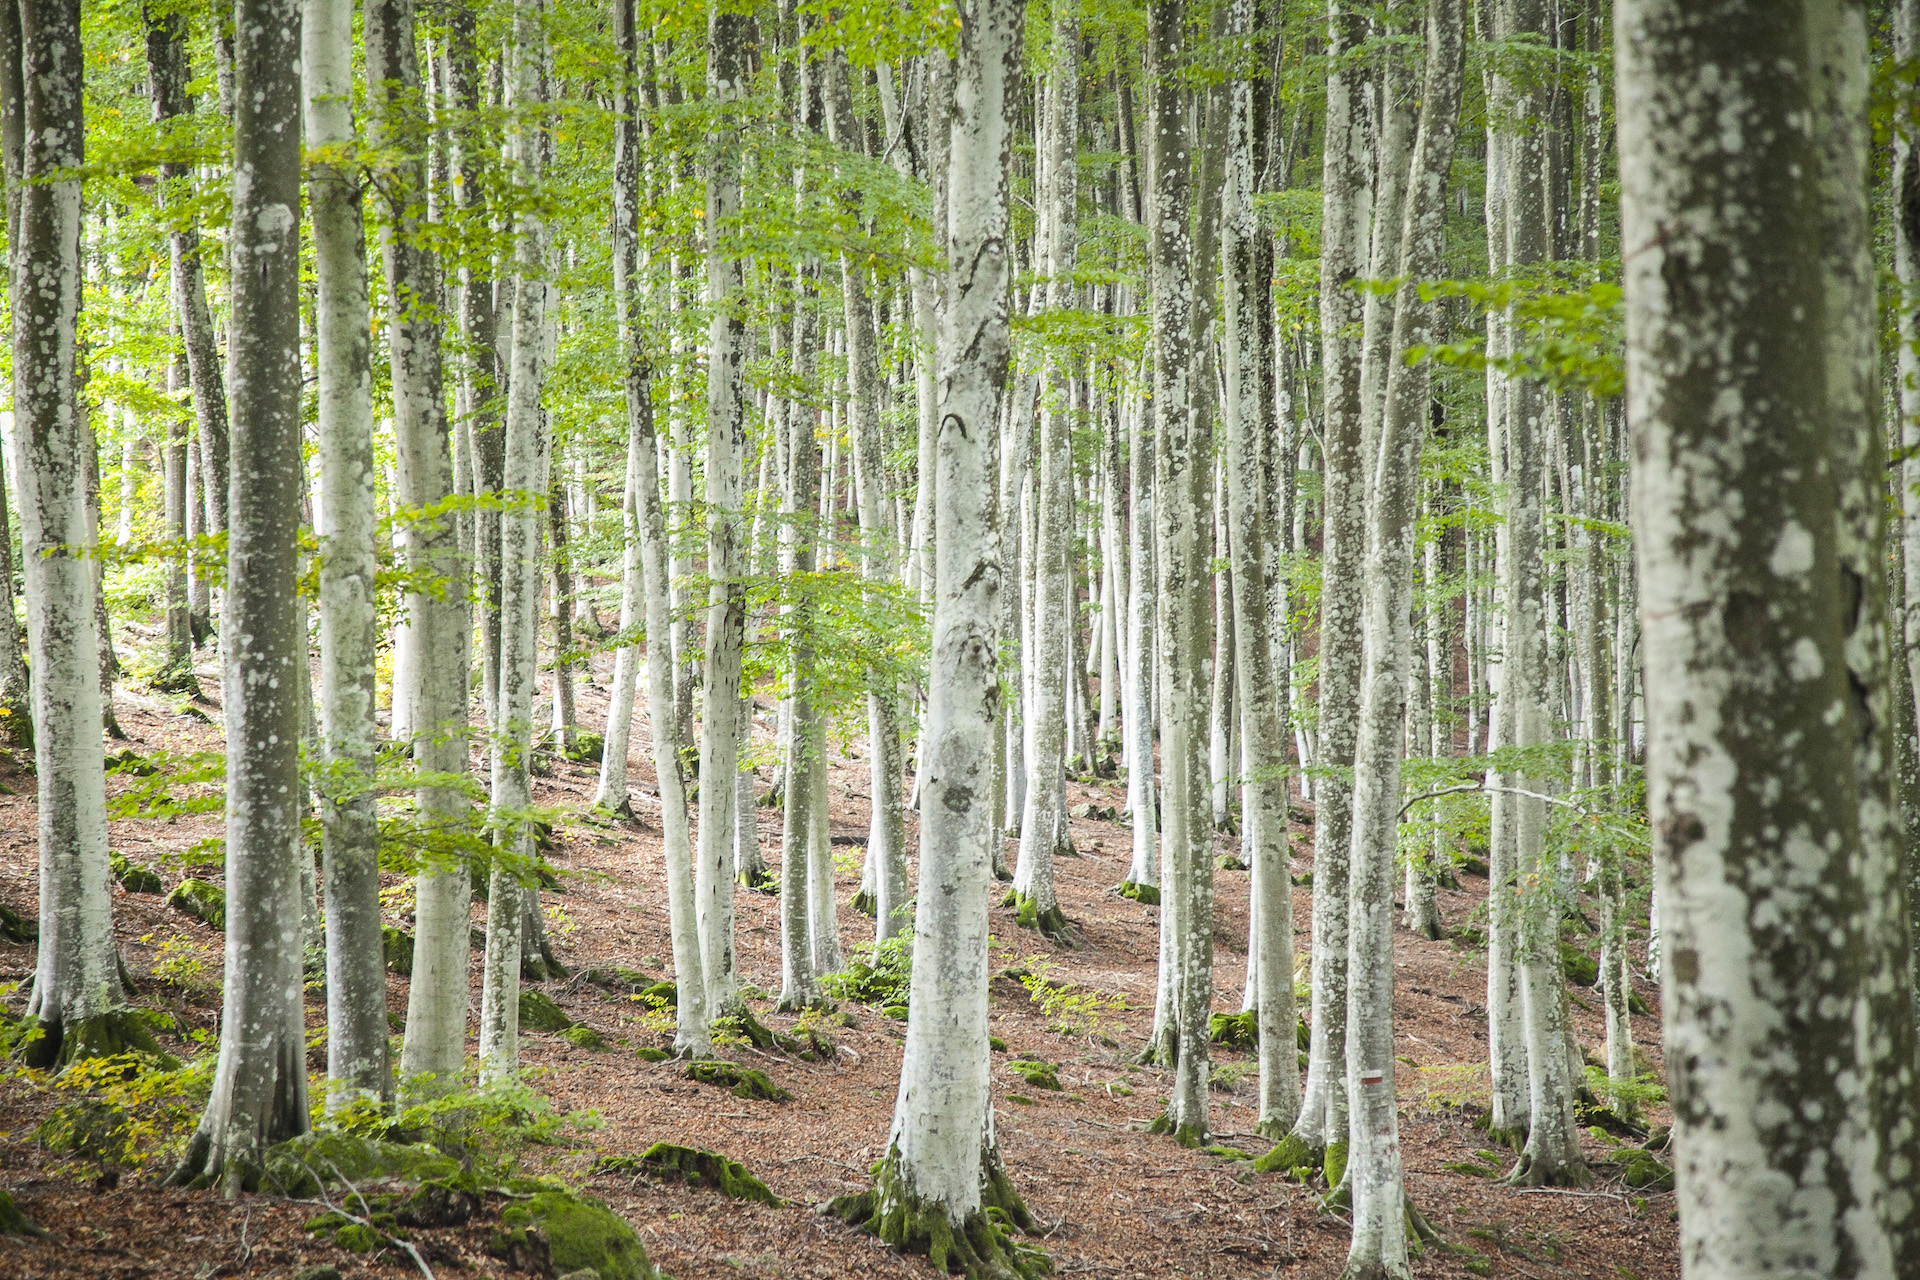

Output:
xmin=19 ymin=1009 xmax=167 ymax=1071
xmin=827 ymin=1149 xmax=1050 ymax=1279
xmin=1252 ymin=1132 xmax=1320 ymax=1176
xmin=851 ymin=889 xmax=878 ymax=917
xmin=1505 ymin=1147 xmax=1593 ymax=1189
xmin=1003 ymin=892 xmax=1075 ymax=945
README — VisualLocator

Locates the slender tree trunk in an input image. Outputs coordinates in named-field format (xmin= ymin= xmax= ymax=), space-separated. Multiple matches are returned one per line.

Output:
xmin=305 ymin=0 xmax=388 ymax=1110
xmin=829 ymin=3 xmax=1044 ymax=1263
xmin=696 ymin=2 xmax=753 ymax=1017
xmin=1622 ymin=0 xmax=1920 ymax=1265
xmin=1341 ymin=2 xmax=1464 ymax=1270
xmin=1122 ymin=381 xmax=1159 ymax=900
xmin=1294 ymin=0 xmax=1367 ymax=1165
xmin=15 ymin=0 xmax=120 ymax=1067
xmin=1145 ymin=0 xmax=1216 ymax=1146
xmin=365 ymin=0 xmax=472 ymax=1091
xmin=479 ymin=1 xmax=549 ymax=1082
xmin=1222 ymin=0 xmax=1299 ymax=1137
xmin=171 ymin=0 xmax=310 ymax=1186
xmin=1896 ymin=0 xmax=1920 ymax=1034
xmin=778 ymin=317 xmax=825 ymax=1012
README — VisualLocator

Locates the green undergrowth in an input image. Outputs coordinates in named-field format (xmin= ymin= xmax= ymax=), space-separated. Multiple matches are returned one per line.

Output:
xmin=823 ymin=930 xmax=914 ymax=1008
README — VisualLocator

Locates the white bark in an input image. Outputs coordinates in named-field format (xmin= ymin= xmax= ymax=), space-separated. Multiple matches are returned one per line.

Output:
xmin=696 ymin=3 xmax=753 ymax=1017
xmin=16 ymin=0 xmax=117 ymax=1062
xmin=172 ymin=0 xmax=311 ymax=1185
xmin=306 ymin=0 xmax=387 ymax=1107
xmin=479 ymin=3 xmax=548 ymax=1082
xmin=876 ymin=0 xmax=1023 ymax=1233
xmin=1343 ymin=0 xmax=1463 ymax=1268
xmin=1622 ymin=0 xmax=1920 ymax=1267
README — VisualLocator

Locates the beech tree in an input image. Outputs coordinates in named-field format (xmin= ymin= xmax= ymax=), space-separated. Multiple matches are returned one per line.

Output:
xmin=170 ymin=0 xmax=310 ymax=1190
xmin=1621 ymin=0 xmax=1920 ymax=1268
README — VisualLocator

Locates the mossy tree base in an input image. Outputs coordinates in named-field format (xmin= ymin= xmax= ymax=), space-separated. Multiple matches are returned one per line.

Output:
xmin=1251 ymin=1132 xmax=1319 ymax=1177
xmin=20 ymin=1008 xmax=168 ymax=1071
xmin=1114 ymin=880 xmax=1160 ymax=905
xmin=826 ymin=1151 xmax=1050 ymax=1279
xmin=1003 ymin=892 xmax=1074 ymax=945
xmin=0 ymin=1188 xmax=45 ymax=1237
xmin=738 ymin=867 xmax=778 ymax=894
xmin=851 ymin=889 xmax=878 ymax=917
xmin=1145 ymin=1112 xmax=1207 ymax=1149
xmin=1505 ymin=1149 xmax=1593 ymax=1189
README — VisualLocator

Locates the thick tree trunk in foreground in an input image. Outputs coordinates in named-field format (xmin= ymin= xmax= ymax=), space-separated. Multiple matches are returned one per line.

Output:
xmin=1622 ymin=0 xmax=1920 ymax=1269
xmin=828 ymin=3 xmax=1045 ymax=1271
xmin=16 ymin=0 xmax=122 ymax=1067
xmin=171 ymin=0 xmax=310 ymax=1188
xmin=1895 ymin=0 xmax=1920 ymax=1035
xmin=306 ymin=0 xmax=388 ymax=1109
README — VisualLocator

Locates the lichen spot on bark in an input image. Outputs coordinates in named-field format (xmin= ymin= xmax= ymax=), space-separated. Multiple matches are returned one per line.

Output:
xmin=1769 ymin=521 xmax=1814 ymax=579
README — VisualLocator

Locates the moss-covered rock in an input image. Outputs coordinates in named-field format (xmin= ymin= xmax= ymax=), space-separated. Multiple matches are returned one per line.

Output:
xmin=1214 ymin=854 xmax=1249 ymax=872
xmin=633 ymin=1143 xmax=780 ymax=1205
xmin=109 ymin=852 xmax=163 ymax=895
xmin=583 ymin=966 xmax=656 ymax=994
xmin=1561 ymin=942 xmax=1599 ymax=987
xmin=166 ymin=878 xmax=225 ymax=930
xmin=0 ymin=1188 xmax=43 ymax=1238
xmin=519 ymin=989 xmax=574 ymax=1033
xmin=1008 ymin=1058 xmax=1060 ymax=1091
xmin=1208 ymin=1010 xmax=1258 ymax=1050
xmin=0 ymin=899 xmax=36 ymax=943
xmin=634 ymin=1046 xmax=671 ymax=1063
xmin=684 ymin=1060 xmax=790 ymax=1101
xmin=491 ymin=1189 xmax=656 ymax=1280
xmin=383 ymin=926 xmax=415 ymax=977
xmin=561 ymin=1025 xmax=607 ymax=1050
xmin=638 ymin=980 xmax=678 ymax=1008
xmin=264 ymin=1133 xmax=459 ymax=1198
xmin=1610 ymin=1149 xmax=1674 ymax=1192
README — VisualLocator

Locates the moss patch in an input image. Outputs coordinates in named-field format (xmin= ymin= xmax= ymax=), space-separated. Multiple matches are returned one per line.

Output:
xmin=1252 ymin=1133 xmax=1319 ymax=1179
xmin=265 ymin=1134 xmax=459 ymax=1198
xmin=110 ymin=852 xmax=163 ymax=895
xmin=684 ymin=1060 xmax=790 ymax=1102
xmin=166 ymin=878 xmax=225 ymax=930
xmin=1208 ymin=1010 xmax=1257 ymax=1050
xmin=383 ymin=926 xmax=415 ymax=977
xmin=519 ymin=989 xmax=574 ymax=1033
xmin=491 ymin=1189 xmax=656 ymax=1280
xmin=1008 ymin=1058 xmax=1060 ymax=1091
xmin=0 ymin=1189 xmax=44 ymax=1238
xmin=1561 ymin=942 xmax=1599 ymax=987
xmin=1115 ymin=879 xmax=1160 ymax=906
xmin=1006 ymin=891 xmax=1075 ymax=944
xmin=561 ymin=1025 xmax=607 ymax=1050
xmin=631 ymin=1143 xmax=780 ymax=1205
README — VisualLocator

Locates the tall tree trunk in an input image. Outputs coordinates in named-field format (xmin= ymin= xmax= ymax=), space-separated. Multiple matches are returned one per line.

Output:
xmin=1621 ymin=0 xmax=1920 ymax=1265
xmin=367 ymin=0 xmax=472 ymax=1091
xmin=828 ymin=2 xmax=1044 ymax=1264
xmin=1145 ymin=0 xmax=1217 ymax=1146
xmin=1896 ymin=0 xmax=1920 ymax=1035
xmin=1495 ymin=0 xmax=1584 ymax=1188
xmin=1341 ymin=0 xmax=1465 ymax=1269
xmin=696 ymin=1 xmax=753 ymax=1017
xmin=479 ymin=0 xmax=548 ymax=1082
xmin=15 ymin=0 xmax=122 ymax=1067
xmin=778 ymin=294 xmax=825 ymax=1012
xmin=170 ymin=0 xmax=310 ymax=1187
xmin=1293 ymin=0 xmax=1367 ymax=1165
xmin=1222 ymin=0 xmax=1299 ymax=1138
xmin=828 ymin=55 xmax=909 ymax=942
xmin=305 ymin=0 xmax=388 ymax=1110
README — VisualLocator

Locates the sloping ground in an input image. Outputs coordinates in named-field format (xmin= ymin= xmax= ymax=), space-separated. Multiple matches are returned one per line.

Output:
xmin=0 ymin=652 xmax=1678 ymax=1280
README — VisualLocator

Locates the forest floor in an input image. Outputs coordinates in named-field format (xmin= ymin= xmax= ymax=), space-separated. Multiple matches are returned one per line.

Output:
xmin=0 ymin=643 xmax=1679 ymax=1280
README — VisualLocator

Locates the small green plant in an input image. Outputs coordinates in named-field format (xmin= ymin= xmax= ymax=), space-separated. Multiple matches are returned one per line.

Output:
xmin=823 ymin=930 xmax=913 ymax=1007
xmin=832 ymin=846 xmax=864 ymax=878
xmin=1012 ymin=954 xmax=1126 ymax=1037
xmin=149 ymin=934 xmax=212 ymax=992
